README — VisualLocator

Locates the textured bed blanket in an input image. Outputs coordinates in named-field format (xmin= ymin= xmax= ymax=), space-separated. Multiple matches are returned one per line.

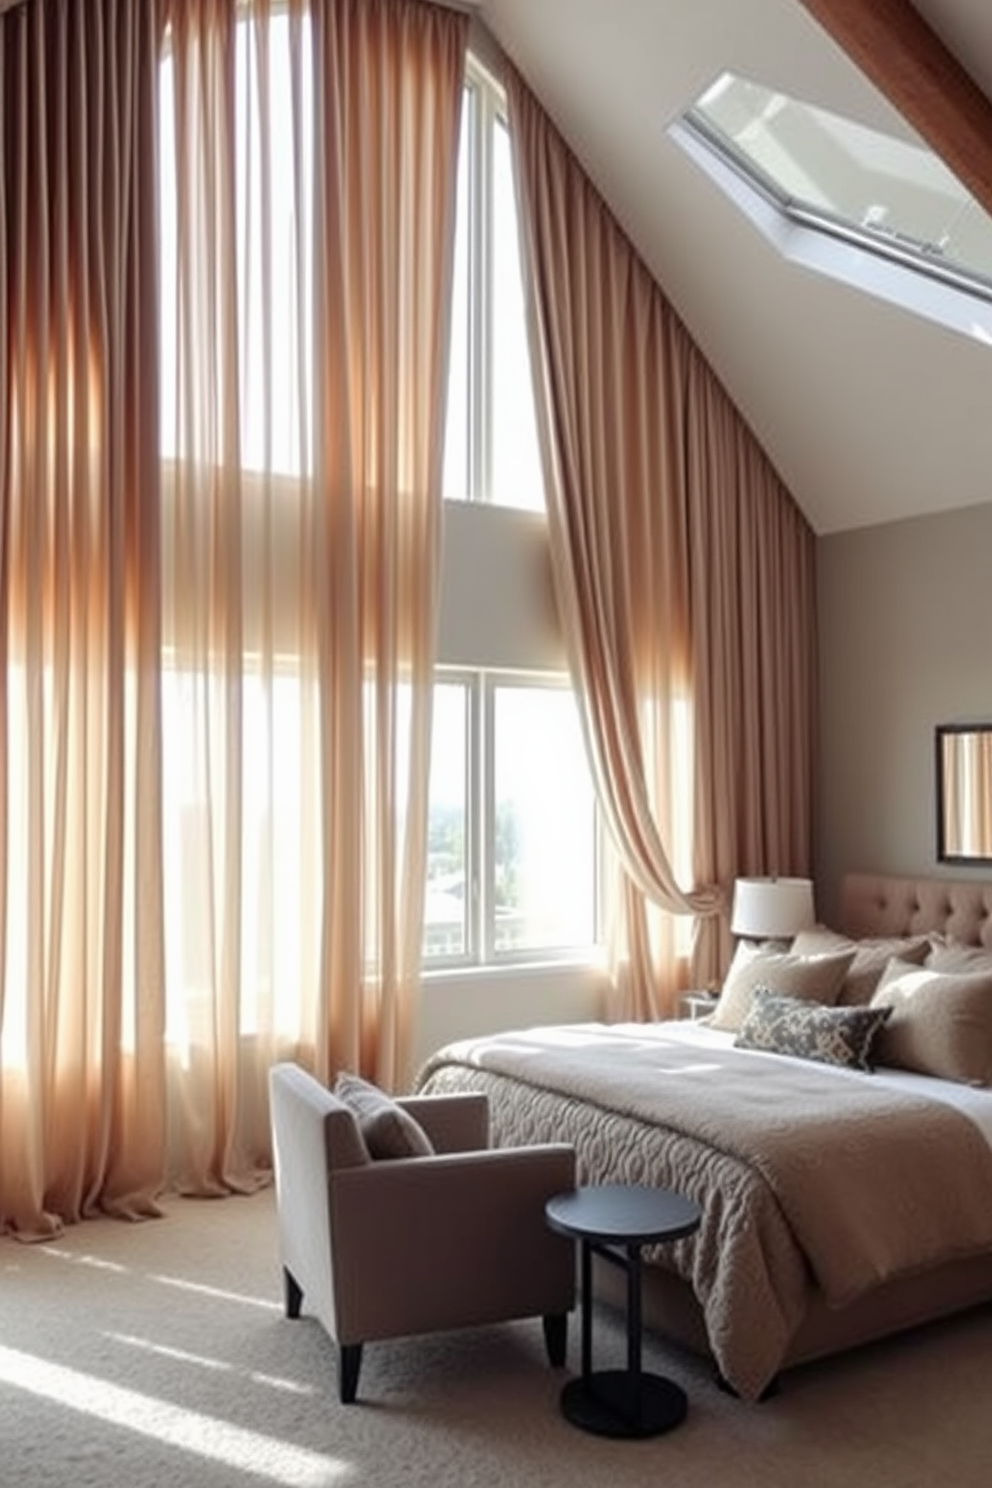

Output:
xmin=416 ymin=1022 xmax=992 ymax=1398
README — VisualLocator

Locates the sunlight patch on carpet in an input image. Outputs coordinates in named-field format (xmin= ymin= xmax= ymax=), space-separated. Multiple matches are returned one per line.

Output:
xmin=150 ymin=1272 xmax=281 ymax=1309
xmin=0 ymin=1345 xmax=350 ymax=1486
xmin=108 ymin=1332 xmax=319 ymax=1396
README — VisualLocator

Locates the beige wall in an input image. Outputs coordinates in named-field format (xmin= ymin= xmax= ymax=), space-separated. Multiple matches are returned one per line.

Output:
xmin=815 ymin=500 xmax=992 ymax=926
xmin=437 ymin=500 xmax=564 ymax=671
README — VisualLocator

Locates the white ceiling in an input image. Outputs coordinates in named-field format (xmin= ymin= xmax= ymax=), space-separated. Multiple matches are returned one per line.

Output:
xmin=477 ymin=0 xmax=992 ymax=535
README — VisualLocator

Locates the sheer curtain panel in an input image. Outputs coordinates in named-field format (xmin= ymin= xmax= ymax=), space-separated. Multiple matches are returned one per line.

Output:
xmin=159 ymin=0 xmax=466 ymax=1195
xmin=0 ymin=0 xmax=165 ymax=1237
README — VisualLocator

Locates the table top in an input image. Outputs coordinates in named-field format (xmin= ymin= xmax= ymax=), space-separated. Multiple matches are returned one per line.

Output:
xmin=545 ymin=1183 xmax=702 ymax=1246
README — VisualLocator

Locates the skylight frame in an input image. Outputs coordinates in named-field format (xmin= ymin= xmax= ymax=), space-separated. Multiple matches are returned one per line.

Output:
xmin=675 ymin=73 xmax=992 ymax=316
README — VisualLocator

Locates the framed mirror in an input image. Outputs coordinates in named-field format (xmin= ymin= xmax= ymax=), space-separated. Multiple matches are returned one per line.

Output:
xmin=936 ymin=723 xmax=992 ymax=865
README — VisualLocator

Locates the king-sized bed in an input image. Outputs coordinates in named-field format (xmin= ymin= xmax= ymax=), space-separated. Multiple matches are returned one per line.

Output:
xmin=414 ymin=872 xmax=992 ymax=1399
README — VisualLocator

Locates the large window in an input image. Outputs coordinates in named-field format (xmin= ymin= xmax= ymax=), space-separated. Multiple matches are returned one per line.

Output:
xmin=443 ymin=59 xmax=544 ymax=510
xmin=424 ymin=674 xmax=598 ymax=965
xmin=159 ymin=27 xmax=598 ymax=988
xmin=159 ymin=15 xmax=316 ymax=476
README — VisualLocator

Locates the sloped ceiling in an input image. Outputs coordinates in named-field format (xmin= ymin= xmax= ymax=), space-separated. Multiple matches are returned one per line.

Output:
xmin=477 ymin=0 xmax=992 ymax=535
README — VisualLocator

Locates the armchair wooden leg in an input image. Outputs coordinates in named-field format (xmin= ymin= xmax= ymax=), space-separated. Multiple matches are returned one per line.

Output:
xmin=542 ymin=1311 xmax=568 ymax=1367
xmin=339 ymin=1342 xmax=364 ymax=1404
xmin=283 ymin=1267 xmax=303 ymax=1320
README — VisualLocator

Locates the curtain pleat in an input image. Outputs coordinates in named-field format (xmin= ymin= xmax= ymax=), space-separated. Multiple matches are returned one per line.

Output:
xmin=159 ymin=0 xmax=465 ymax=1197
xmin=507 ymin=71 xmax=815 ymax=1017
xmin=308 ymin=0 xmax=466 ymax=1088
xmin=684 ymin=367 xmax=817 ymax=987
xmin=1 ymin=0 xmax=464 ymax=1230
xmin=0 ymin=0 xmax=165 ymax=1237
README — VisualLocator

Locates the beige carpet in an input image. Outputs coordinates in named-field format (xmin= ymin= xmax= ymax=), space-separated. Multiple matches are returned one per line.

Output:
xmin=3 ymin=1187 xmax=992 ymax=1487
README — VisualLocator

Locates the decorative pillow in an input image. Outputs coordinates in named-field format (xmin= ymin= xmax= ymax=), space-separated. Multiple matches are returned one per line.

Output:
xmin=869 ymin=959 xmax=992 ymax=1087
xmin=791 ymin=926 xmax=931 ymax=1006
xmin=735 ymin=987 xmax=892 ymax=1070
xmin=334 ymin=1072 xmax=435 ymax=1160
xmin=708 ymin=945 xmax=856 ymax=1033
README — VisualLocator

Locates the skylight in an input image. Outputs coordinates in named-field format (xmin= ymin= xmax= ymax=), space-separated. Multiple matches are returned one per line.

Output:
xmin=673 ymin=72 xmax=992 ymax=328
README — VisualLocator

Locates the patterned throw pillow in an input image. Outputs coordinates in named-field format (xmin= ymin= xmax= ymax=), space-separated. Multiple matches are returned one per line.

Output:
xmin=735 ymin=987 xmax=892 ymax=1071
xmin=334 ymin=1072 xmax=435 ymax=1159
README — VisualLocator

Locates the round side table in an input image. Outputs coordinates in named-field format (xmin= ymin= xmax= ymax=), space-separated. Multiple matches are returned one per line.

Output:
xmin=545 ymin=1183 xmax=702 ymax=1439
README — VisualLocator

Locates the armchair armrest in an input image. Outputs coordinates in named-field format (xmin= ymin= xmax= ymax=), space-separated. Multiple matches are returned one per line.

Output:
xmin=328 ymin=1143 xmax=576 ymax=1344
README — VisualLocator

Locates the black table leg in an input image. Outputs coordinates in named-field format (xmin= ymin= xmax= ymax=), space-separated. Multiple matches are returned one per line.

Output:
xmin=559 ymin=1239 xmax=689 ymax=1439
xmin=580 ymin=1237 xmax=593 ymax=1382
xmin=626 ymin=1241 xmax=643 ymax=1431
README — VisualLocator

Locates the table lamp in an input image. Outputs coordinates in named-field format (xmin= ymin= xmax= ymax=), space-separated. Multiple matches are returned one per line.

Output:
xmin=730 ymin=876 xmax=815 ymax=945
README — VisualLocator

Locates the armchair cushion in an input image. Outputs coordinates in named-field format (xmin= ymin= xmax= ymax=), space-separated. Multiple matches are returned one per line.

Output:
xmin=334 ymin=1071 xmax=435 ymax=1160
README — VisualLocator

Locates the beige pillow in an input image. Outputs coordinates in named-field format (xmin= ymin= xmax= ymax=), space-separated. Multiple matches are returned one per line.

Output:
xmin=791 ymin=926 xmax=931 ymax=1006
xmin=708 ymin=945 xmax=855 ymax=1032
xmin=334 ymin=1072 xmax=435 ymax=1160
xmin=869 ymin=958 xmax=992 ymax=1086
xmin=925 ymin=940 xmax=992 ymax=977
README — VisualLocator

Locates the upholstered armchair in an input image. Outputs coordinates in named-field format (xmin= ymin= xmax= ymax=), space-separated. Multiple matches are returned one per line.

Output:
xmin=268 ymin=1061 xmax=577 ymax=1403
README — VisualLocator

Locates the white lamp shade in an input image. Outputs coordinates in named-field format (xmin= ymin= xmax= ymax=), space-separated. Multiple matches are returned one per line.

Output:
xmin=731 ymin=877 xmax=815 ymax=940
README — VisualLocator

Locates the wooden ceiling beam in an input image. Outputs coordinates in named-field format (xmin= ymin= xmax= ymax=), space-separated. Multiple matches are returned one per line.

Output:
xmin=797 ymin=0 xmax=992 ymax=220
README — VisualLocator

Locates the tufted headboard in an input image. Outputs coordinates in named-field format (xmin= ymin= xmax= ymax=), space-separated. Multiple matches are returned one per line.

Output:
xmin=839 ymin=871 xmax=992 ymax=951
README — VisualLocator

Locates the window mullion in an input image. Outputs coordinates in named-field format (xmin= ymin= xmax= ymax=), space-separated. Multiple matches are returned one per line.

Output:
xmin=480 ymin=674 xmax=496 ymax=959
xmin=466 ymin=673 xmax=484 ymax=961
xmin=472 ymin=80 xmax=494 ymax=503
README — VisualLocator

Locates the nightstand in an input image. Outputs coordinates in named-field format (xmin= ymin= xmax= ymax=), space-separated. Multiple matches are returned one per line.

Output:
xmin=679 ymin=990 xmax=719 ymax=1021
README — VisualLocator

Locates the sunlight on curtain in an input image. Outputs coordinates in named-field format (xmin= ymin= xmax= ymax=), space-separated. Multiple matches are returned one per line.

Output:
xmin=159 ymin=2 xmax=320 ymax=1192
xmin=506 ymin=71 xmax=721 ymax=1020
xmin=507 ymin=69 xmax=814 ymax=1016
xmin=309 ymin=0 xmax=467 ymax=1089
xmin=0 ymin=0 xmax=165 ymax=1237
xmin=159 ymin=0 xmax=466 ymax=1193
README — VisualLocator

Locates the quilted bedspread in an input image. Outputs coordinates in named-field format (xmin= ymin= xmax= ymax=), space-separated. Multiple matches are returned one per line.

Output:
xmin=415 ymin=1021 xmax=992 ymax=1399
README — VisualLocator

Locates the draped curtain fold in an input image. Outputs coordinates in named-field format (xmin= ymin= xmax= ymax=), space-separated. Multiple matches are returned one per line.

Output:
xmin=506 ymin=72 xmax=815 ymax=1018
xmin=0 ymin=0 xmax=165 ymax=1237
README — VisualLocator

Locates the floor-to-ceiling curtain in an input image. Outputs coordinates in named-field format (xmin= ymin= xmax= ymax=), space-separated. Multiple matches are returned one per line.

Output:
xmin=0 ymin=0 xmax=165 ymax=1237
xmin=160 ymin=0 xmax=465 ymax=1195
xmin=506 ymin=70 xmax=815 ymax=1018
xmin=309 ymin=0 xmax=466 ymax=1092
xmin=685 ymin=376 xmax=816 ymax=988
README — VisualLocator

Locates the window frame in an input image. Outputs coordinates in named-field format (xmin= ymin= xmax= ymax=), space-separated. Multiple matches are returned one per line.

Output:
xmin=681 ymin=73 xmax=992 ymax=303
xmin=424 ymin=667 xmax=601 ymax=971
xmin=444 ymin=54 xmax=543 ymax=510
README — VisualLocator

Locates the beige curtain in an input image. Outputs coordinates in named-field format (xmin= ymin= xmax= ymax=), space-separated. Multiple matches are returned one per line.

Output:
xmin=0 ymin=0 xmax=166 ymax=1237
xmin=506 ymin=72 xmax=815 ymax=1018
xmin=684 ymin=365 xmax=817 ymax=989
xmin=160 ymin=0 xmax=465 ymax=1194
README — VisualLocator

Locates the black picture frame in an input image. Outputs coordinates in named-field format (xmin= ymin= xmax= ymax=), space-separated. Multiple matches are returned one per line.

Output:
xmin=935 ymin=722 xmax=992 ymax=866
